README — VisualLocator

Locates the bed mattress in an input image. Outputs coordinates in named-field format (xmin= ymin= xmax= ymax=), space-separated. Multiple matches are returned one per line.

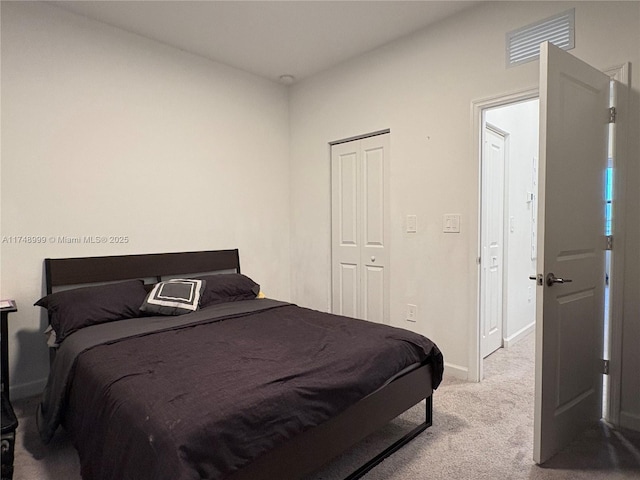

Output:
xmin=38 ymin=299 xmax=443 ymax=480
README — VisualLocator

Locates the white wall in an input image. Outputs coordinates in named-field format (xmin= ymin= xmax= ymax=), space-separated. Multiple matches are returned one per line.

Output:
xmin=486 ymin=100 xmax=539 ymax=346
xmin=288 ymin=0 xmax=640 ymax=398
xmin=0 ymin=2 xmax=291 ymax=398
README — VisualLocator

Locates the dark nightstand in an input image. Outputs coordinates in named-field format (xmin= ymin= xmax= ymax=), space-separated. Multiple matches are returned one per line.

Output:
xmin=1 ymin=300 xmax=17 ymax=480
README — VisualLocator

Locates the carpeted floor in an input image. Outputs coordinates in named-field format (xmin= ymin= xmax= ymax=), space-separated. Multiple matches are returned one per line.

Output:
xmin=10 ymin=333 xmax=640 ymax=479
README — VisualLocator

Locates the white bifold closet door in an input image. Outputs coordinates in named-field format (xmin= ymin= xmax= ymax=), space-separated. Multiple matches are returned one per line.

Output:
xmin=331 ymin=133 xmax=390 ymax=324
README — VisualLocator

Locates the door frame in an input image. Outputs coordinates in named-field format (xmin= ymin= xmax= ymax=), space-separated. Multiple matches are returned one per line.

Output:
xmin=602 ymin=63 xmax=629 ymax=426
xmin=470 ymin=63 xmax=628 ymax=426
xmin=471 ymin=87 xmax=539 ymax=382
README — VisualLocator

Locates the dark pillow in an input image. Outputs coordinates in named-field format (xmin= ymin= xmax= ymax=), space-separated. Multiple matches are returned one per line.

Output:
xmin=35 ymin=279 xmax=148 ymax=343
xmin=139 ymin=278 xmax=206 ymax=316
xmin=194 ymin=273 xmax=260 ymax=307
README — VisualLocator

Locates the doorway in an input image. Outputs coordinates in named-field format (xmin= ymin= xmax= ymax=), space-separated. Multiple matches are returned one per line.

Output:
xmin=475 ymin=73 xmax=622 ymax=396
xmin=473 ymin=46 xmax=629 ymax=462
xmin=480 ymin=98 xmax=540 ymax=365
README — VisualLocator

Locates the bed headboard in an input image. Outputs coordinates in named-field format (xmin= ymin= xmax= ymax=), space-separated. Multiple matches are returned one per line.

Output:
xmin=45 ymin=249 xmax=241 ymax=294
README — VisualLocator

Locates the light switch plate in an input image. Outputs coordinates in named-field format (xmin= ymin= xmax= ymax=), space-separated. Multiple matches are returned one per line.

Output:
xmin=443 ymin=214 xmax=461 ymax=233
xmin=406 ymin=215 xmax=417 ymax=233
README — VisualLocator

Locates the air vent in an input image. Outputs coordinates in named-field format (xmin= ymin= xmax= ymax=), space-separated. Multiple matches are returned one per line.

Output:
xmin=506 ymin=9 xmax=575 ymax=67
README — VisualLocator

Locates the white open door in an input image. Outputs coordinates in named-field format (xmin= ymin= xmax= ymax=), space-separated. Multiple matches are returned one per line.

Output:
xmin=534 ymin=42 xmax=610 ymax=464
xmin=481 ymin=124 xmax=506 ymax=358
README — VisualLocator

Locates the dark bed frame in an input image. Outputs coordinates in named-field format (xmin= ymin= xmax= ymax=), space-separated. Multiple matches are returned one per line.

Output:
xmin=43 ymin=249 xmax=434 ymax=480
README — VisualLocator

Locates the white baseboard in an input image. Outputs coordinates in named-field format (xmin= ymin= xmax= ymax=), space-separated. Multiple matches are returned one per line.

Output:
xmin=10 ymin=377 xmax=47 ymax=401
xmin=504 ymin=322 xmax=535 ymax=348
xmin=619 ymin=411 xmax=640 ymax=433
xmin=443 ymin=362 xmax=468 ymax=381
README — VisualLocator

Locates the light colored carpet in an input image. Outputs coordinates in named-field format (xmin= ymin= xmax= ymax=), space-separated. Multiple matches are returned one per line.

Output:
xmin=10 ymin=333 xmax=640 ymax=479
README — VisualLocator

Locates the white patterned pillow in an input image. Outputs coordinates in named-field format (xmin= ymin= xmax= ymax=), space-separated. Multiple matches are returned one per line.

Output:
xmin=140 ymin=279 xmax=206 ymax=316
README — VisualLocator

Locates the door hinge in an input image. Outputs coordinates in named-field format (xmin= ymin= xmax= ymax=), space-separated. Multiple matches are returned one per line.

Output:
xmin=606 ymin=235 xmax=613 ymax=250
xmin=608 ymin=107 xmax=617 ymax=124
xmin=602 ymin=359 xmax=610 ymax=375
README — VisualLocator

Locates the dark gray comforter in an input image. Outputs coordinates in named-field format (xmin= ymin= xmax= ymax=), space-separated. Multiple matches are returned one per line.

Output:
xmin=38 ymin=299 xmax=443 ymax=480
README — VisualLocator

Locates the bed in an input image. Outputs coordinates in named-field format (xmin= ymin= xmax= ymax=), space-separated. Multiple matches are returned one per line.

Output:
xmin=35 ymin=249 xmax=443 ymax=480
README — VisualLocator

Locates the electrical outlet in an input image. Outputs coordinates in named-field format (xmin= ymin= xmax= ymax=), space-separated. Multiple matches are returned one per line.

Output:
xmin=406 ymin=304 xmax=417 ymax=322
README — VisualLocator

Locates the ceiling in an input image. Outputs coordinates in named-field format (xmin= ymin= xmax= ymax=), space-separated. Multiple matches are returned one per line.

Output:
xmin=50 ymin=1 xmax=482 ymax=84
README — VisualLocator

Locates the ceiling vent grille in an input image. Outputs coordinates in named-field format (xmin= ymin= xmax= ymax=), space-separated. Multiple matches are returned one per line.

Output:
xmin=506 ymin=9 xmax=575 ymax=67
